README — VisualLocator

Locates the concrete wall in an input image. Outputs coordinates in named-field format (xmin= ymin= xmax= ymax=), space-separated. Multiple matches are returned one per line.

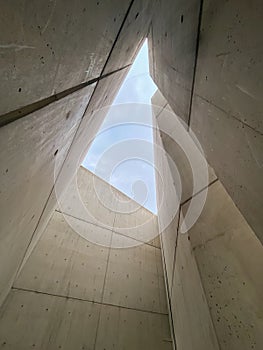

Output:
xmin=152 ymin=90 xmax=263 ymax=350
xmin=148 ymin=0 xmax=263 ymax=243
xmin=0 ymin=167 xmax=172 ymax=349
xmin=1 ymin=1 xmax=262 ymax=349
xmin=0 ymin=0 xmax=151 ymax=306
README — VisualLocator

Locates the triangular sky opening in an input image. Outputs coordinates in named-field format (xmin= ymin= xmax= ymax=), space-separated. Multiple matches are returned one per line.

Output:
xmin=82 ymin=40 xmax=158 ymax=213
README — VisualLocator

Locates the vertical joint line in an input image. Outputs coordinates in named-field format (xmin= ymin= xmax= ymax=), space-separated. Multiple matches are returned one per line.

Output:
xmin=170 ymin=208 xmax=181 ymax=295
xmin=187 ymin=0 xmax=204 ymax=130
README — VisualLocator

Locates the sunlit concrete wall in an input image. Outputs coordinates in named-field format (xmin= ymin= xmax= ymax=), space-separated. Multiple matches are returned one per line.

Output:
xmin=0 ymin=0 xmax=152 ymax=306
xmin=148 ymin=0 xmax=263 ymax=243
xmin=152 ymin=90 xmax=263 ymax=350
xmin=0 ymin=167 xmax=172 ymax=349
xmin=0 ymin=0 xmax=262 ymax=349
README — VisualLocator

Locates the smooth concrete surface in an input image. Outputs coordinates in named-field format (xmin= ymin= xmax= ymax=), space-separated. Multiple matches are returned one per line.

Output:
xmin=0 ymin=169 xmax=172 ymax=349
xmin=188 ymin=0 xmax=263 ymax=243
xmin=190 ymin=94 xmax=263 ymax=242
xmin=152 ymin=90 xmax=218 ymax=205
xmin=0 ymin=289 xmax=101 ymax=350
xmin=14 ymin=211 xmax=111 ymax=303
xmin=0 ymin=289 xmax=172 ymax=350
xmin=171 ymin=225 xmax=219 ymax=350
xmin=0 ymin=0 xmax=133 ymax=306
xmin=148 ymin=0 xmax=201 ymax=123
xmin=153 ymin=91 xmax=263 ymax=349
xmin=103 ymin=0 xmax=152 ymax=75
xmin=0 ymin=0 xmax=131 ymax=115
xmin=148 ymin=0 xmax=263 ymax=243
xmin=1 ymin=0 xmax=263 ymax=349
xmin=58 ymin=166 xmax=160 ymax=248
xmin=181 ymin=180 xmax=263 ymax=350
xmin=0 ymin=85 xmax=94 ymax=306
xmin=17 ymin=66 xmax=130 ymax=285
xmin=152 ymin=92 xmax=219 ymax=349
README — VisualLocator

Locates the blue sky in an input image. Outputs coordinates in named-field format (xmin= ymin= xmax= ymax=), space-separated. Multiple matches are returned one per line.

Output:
xmin=82 ymin=40 xmax=158 ymax=213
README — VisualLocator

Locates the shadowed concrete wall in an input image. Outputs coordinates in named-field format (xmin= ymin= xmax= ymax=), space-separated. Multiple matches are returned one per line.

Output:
xmin=152 ymin=90 xmax=263 ymax=350
xmin=0 ymin=0 xmax=152 ymax=306
xmin=0 ymin=167 xmax=172 ymax=349
xmin=148 ymin=0 xmax=263 ymax=243
xmin=0 ymin=0 xmax=262 ymax=349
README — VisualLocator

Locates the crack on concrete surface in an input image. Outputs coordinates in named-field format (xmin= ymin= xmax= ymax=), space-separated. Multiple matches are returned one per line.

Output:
xmin=41 ymin=0 xmax=57 ymax=35
xmin=216 ymin=51 xmax=231 ymax=58
xmin=192 ymin=231 xmax=226 ymax=251
xmin=0 ymin=64 xmax=131 ymax=128
xmin=0 ymin=44 xmax=35 ymax=51
xmin=235 ymin=84 xmax=258 ymax=101
xmin=11 ymin=287 xmax=168 ymax=316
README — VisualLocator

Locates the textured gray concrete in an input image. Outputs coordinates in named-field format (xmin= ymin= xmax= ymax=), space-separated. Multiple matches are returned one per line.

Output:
xmin=0 ymin=0 xmax=131 ymax=115
xmin=189 ymin=0 xmax=263 ymax=242
xmin=149 ymin=0 xmax=263 ymax=243
xmin=0 ymin=0 xmax=145 ymax=304
xmin=148 ymin=0 xmax=201 ymax=123
xmin=0 ymin=0 xmax=262 ymax=349
xmin=0 ymin=85 xmax=94 ymax=306
xmin=153 ymin=91 xmax=263 ymax=349
xmin=0 ymin=168 xmax=172 ymax=349
xmin=180 ymin=180 xmax=263 ymax=349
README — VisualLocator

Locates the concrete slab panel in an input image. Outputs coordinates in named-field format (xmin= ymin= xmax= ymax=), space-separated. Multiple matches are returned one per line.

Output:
xmin=103 ymin=233 xmax=167 ymax=314
xmin=14 ymin=211 xmax=111 ymax=303
xmin=159 ymin=122 xmax=217 ymax=203
xmin=22 ymin=67 xmax=130 ymax=270
xmin=190 ymin=94 xmax=263 ymax=242
xmin=113 ymin=204 xmax=159 ymax=247
xmin=151 ymin=90 xmax=168 ymax=119
xmin=0 ymin=0 xmax=131 ymax=115
xmin=0 ymin=289 xmax=100 ymax=350
xmin=183 ymin=180 xmax=263 ymax=350
xmin=103 ymin=0 xmax=152 ymax=75
xmin=149 ymin=0 xmax=200 ymax=123
xmin=95 ymin=303 xmax=173 ymax=350
xmin=160 ymin=213 xmax=179 ymax=295
xmin=52 ymin=67 xmax=130 ymax=209
xmin=0 ymin=85 xmax=94 ymax=306
xmin=193 ymin=0 xmax=263 ymax=133
xmin=171 ymin=222 xmax=219 ymax=350
xmin=59 ymin=167 xmax=116 ymax=229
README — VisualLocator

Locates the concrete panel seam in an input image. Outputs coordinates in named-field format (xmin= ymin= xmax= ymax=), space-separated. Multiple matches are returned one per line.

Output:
xmin=80 ymin=167 xmax=157 ymax=217
xmin=0 ymin=65 xmax=131 ymax=128
xmin=170 ymin=209 xmax=181 ymax=297
xmin=159 ymin=224 xmax=177 ymax=350
xmin=187 ymin=0 xmax=204 ymax=129
xmin=93 ymin=226 xmax=113 ymax=349
xmin=156 ymin=103 xmax=168 ymax=119
xmin=194 ymin=93 xmax=263 ymax=136
xmin=11 ymin=287 xmax=168 ymax=316
xmin=100 ymin=0 xmax=135 ymax=77
xmin=181 ymin=178 xmax=219 ymax=207
xmin=55 ymin=210 xmax=161 ymax=249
